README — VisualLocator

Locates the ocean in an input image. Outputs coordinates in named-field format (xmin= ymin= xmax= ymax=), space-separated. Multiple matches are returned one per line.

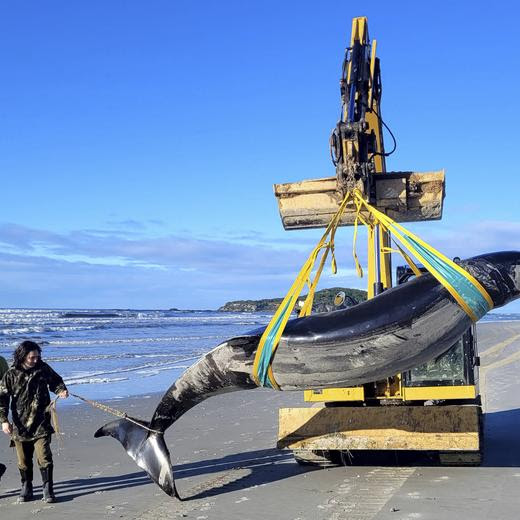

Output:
xmin=0 ymin=309 xmax=272 ymax=402
xmin=0 ymin=308 xmax=518 ymax=403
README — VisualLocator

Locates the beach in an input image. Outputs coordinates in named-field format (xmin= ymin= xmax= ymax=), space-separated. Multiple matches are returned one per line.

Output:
xmin=2 ymin=320 xmax=520 ymax=519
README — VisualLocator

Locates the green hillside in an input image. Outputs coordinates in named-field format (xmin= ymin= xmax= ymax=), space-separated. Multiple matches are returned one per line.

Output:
xmin=218 ymin=287 xmax=367 ymax=313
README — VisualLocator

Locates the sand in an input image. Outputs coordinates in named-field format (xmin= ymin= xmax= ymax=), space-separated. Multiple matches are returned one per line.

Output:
xmin=2 ymin=320 xmax=520 ymax=519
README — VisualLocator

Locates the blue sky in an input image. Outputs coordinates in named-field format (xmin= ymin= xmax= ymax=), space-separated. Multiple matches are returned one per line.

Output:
xmin=1 ymin=1 xmax=519 ymax=310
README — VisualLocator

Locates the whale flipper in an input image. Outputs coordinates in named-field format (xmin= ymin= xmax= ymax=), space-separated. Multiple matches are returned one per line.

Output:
xmin=94 ymin=419 xmax=178 ymax=498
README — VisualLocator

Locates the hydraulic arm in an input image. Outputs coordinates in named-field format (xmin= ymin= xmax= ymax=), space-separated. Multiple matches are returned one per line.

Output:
xmin=329 ymin=16 xmax=387 ymax=198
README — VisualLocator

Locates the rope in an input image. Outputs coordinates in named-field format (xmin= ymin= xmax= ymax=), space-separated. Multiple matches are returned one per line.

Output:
xmin=70 ymin=393 xmax=162 ymax=435
xmin=46 ymin=397 xmax=64 ymax=451
xmin=45 ymin=393 xmax=162 ymax=436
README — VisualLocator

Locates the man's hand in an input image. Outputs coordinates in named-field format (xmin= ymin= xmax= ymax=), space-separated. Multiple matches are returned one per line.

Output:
xmin=1 ymin=422 xmax=12 ymax=435
xmin=58 ymin=390 xmax=69 ymax=399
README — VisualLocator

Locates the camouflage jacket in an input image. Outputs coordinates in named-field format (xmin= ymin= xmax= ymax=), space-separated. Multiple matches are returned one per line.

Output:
xmin=0 ymin=356 xmax=7 ymax=379
xmin=0 ymin=361 xmax=67 ymax=441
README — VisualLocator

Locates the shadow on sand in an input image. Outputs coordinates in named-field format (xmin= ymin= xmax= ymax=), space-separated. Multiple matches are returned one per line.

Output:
xmin=4 ymin=407 xmax=517 ymax=502
xmin=174 ymin=448 xmax=310 ymax=500
xmin=1 ymin=448 xmax=306 ymax=502
xmin=177 ymin=407 xmax=520 ymax=499
xmin=482 ymin=407 xmax=520 ymax=467
xmin=0 ymin=471 xmax=153 ymax=503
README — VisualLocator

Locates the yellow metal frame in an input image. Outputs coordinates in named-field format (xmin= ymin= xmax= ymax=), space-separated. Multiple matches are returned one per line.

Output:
xmin=279 ymin=405 xmax=482 ymax=452
xmin=401 ymin=385 xmax=477 ymax=401
xmin=305 ymin=384 xmax=477 ymax=403
xmin=344 ymin=17 xmax=385 ymax=178
xmin=348 ymin=17 xmax=391 ymax=298
xmin=304 ymin=387 xmax=365 ymax=402
xmin=301 ymin=16 xmax=478 ymax=407
xmin=367 ymin=225 xmax=377 ymax=299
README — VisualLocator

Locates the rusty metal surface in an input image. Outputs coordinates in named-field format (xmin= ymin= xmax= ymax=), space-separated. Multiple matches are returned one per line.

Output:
xmin=274 ymin=170 xmax=445 ymax=230
xmin=277 ymin=404 xmax=481 ymax=451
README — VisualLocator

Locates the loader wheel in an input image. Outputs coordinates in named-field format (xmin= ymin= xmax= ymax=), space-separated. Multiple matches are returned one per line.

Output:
xmin=292 ymin=449 xmax=342 ymax=467
xmin=438 ymin=451 xmax=482 ymax=466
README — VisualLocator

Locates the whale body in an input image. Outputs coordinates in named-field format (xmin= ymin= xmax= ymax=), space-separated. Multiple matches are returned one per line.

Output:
xmin=95 ymin=251 xmax=520 ymax=498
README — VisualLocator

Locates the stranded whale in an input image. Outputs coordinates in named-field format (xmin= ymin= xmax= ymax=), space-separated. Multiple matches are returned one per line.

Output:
xmin=95 ymin=251 xmax=520 ymax=498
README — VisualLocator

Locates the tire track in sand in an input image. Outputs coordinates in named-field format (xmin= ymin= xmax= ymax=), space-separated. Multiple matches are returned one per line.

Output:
xmin=136 ymin=467 xmax=252 ymax=519
xmin=316 ymin=467 xmax=416 ymax=520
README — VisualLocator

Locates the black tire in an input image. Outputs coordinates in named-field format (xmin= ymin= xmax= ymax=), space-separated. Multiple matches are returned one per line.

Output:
xmin=293 ymin=449 xmax=343 ymax=467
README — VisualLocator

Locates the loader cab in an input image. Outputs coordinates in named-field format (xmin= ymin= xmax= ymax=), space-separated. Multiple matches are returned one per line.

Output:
xmin=396 ymin=265 xmax=479 ymax=398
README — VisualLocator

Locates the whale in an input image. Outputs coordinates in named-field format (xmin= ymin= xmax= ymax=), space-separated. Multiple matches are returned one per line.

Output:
xmin=95 ymin=251 xmax=520 ymax=498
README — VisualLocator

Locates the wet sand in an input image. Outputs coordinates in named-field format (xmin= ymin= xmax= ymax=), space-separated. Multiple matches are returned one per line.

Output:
xmin=2 ymin=320 xmax=520 ymax=519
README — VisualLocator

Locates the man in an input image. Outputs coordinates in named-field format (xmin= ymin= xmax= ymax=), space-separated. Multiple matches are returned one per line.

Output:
xmin=0 ymin=354 xmax=7 ymax=483
xmin=0 ymin=341 xmax=68 ymax=503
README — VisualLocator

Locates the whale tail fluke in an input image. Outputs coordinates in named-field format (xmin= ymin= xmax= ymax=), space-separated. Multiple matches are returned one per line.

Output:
xmin=94 ymin=418 xmax=179 ymax=499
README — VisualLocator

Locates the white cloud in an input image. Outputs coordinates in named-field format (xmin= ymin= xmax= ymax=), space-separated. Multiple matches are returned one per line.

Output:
xmin=0 ymin=219 xmax=517 ymax=309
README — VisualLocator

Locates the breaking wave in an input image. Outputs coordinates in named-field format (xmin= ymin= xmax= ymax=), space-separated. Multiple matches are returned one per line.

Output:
xmin=0 ymin=308 xmax=270 ymax=400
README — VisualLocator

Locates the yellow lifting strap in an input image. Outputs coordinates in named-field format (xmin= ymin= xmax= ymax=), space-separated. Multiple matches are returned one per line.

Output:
xmin=350 ymin=190 xmax=494 ymax=321
xmin=252 ymin=189 xmax=494 ymax=390
xmin=252 ymin=191 xmax=354 ymax=389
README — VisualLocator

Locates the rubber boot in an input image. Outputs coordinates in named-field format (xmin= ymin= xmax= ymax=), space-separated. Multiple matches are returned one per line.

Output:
xmin=0 ymin=463 xmax=6 ymax=481
xmin=18 ymin=467 xmax=34 ymax=502
xmin=40 ymin=465 xmax=56 ymax=503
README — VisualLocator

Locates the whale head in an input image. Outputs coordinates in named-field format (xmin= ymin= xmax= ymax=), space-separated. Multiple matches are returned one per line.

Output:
xmin=461 ymin=251 xmax=520 ymax=308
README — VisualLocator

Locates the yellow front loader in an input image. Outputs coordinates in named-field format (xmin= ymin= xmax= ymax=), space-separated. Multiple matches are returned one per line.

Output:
xmin=275 ymin=17 xmax=482 ymax=466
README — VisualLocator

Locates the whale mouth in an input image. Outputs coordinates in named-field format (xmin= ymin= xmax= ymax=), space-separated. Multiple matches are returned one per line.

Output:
xmin=94 ymin=418 xmax=179 ymax=498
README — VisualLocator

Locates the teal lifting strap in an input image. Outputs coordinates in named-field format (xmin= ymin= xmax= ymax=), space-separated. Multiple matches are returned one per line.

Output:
xmin=406 ymin=236 xmax=491 ymax=320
